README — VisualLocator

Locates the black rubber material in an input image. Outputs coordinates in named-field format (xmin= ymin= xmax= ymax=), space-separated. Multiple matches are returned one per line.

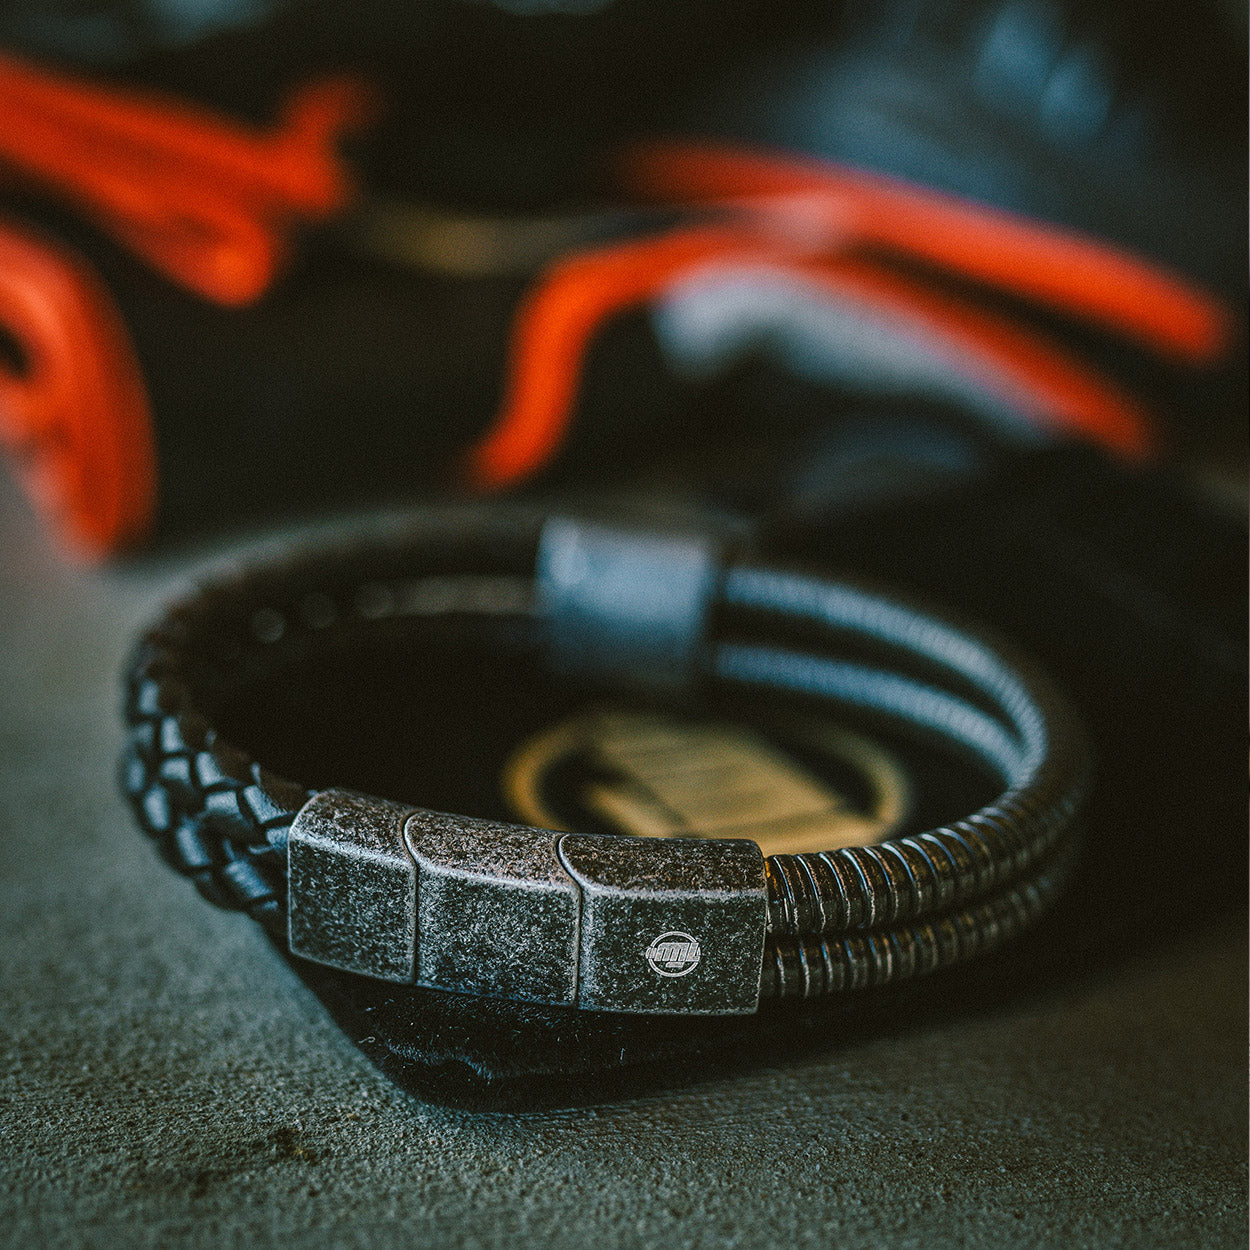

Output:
xmin=119 ymin=506 xmax=1089 ymax=1002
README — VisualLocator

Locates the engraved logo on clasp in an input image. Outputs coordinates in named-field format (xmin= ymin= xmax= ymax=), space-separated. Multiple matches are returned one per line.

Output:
xmin=644 ymin=931 xmax=701 ymax=977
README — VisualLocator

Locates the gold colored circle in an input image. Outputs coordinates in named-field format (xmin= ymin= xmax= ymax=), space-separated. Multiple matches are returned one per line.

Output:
xmin=503 ymin=706 xmax=912 ymax=854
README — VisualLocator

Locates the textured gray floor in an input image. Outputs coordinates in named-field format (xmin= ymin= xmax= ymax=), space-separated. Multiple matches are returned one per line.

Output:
xmin=1 ymin=475 xmax=1245 ymax=1250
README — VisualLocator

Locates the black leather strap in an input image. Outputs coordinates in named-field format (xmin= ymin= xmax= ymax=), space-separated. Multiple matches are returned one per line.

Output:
xmin=119 ymin=507 xmax=1089 ymax=1007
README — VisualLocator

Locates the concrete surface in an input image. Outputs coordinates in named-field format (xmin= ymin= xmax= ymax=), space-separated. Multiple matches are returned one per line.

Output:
xmin=0 ymin=475 xmax=1245 ymax=1250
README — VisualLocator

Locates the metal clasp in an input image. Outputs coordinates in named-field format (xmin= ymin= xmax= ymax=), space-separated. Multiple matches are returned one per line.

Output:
xmin=404 ymin=808 xmax=581 ymax=1006
xmin=288 ymin=789 xmax=767 ymax=1015
xmin=556 ymin=833 xmax=767 ymax=1015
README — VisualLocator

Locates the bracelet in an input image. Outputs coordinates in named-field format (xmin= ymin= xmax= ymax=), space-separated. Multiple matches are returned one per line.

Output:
xmin=119 ymin=508 xmax=1089 ymax=1016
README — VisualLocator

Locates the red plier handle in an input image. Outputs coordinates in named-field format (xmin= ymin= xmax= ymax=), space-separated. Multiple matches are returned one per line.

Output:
xmin=0 ymin=219 xmax=155 ymax=557
xmin=0 ymin=57 xmax=376 ymax=558
xmin=0 ymin=52 xmax=374 ymax=305
xmin=465 ymin=140 xmax=1235 ymax=491
xmin=621 ymin=141 xmax=1233 ymax=366
xmin=464 ymin=222 xmax=1162 ymax=491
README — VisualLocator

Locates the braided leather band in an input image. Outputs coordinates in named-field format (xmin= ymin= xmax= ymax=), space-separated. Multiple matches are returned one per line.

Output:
xmin=119 ymin=508 xmax=1088 ymax=1014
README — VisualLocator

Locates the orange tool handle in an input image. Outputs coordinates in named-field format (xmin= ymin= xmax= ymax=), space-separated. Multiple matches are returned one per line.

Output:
xmin=0 ymin=53 xmax=373 ymax=305
xmin=621 ymin=141 xmax=1233 ymax=365
xmin=465 ymin=223 xmax=1157 ymax=492
xmin=0 ymin=218 xmax=156 ymax=557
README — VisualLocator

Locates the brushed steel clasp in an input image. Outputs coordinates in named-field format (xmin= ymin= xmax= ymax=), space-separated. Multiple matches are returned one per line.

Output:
xmin=557 ymin=833 xmax=767 ymax=1015
xmin=404 ymin=809 xmax=580 ymax=1006
xmin=288 ymin=789 xmax=768 ymax=1014
xmin=287 ymin=789 xmax=417 ymax=982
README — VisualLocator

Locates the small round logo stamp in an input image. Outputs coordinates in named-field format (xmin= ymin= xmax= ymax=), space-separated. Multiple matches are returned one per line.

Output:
xmin=644 ymin=931 xmax=701 ymax=977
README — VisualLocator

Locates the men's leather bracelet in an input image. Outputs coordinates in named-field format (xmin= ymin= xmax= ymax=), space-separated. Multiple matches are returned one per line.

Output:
xmin=119 ymin=508 xmax=1089 ymax=1016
